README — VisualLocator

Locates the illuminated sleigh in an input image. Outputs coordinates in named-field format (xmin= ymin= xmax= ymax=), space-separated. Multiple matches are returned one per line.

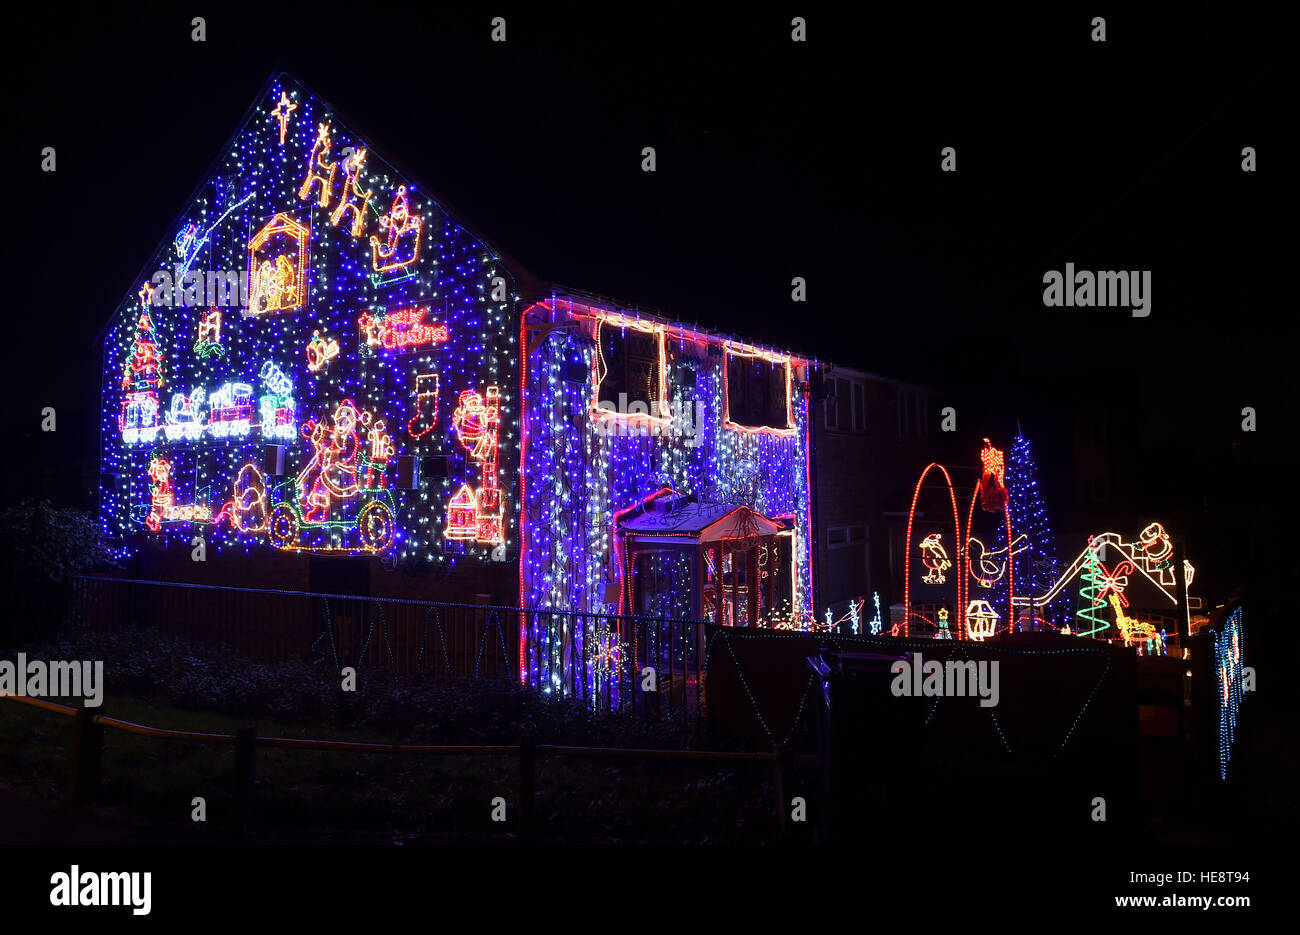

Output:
xmin=265 ymin=447 xmax=396 ymax=553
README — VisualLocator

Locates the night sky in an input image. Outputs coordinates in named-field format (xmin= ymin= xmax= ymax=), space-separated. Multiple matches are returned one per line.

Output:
xmin=9 ymin=5 xmax=1289 ymax=605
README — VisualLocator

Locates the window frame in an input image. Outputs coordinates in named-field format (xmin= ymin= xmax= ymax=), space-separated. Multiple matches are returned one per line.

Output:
xmin=589 ymin=311 xmax=671 ymax=426
xmin=825 ymin=375 xmax=870 ymax=434
xmin=723 ymin=346 xmax=796 ymax=435
xmin=827 ymin=524 xmax=866 ymax=551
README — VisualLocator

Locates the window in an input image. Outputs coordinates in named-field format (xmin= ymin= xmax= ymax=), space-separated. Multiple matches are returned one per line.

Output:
xmin=824 ymin=375 xmax=867 ymax=433
xmin=593 ymin=317 xmax=666 ymax=416
xmin=725 ymin=350 xmax=793 ymax=432
xmin=824 ymin=380 xmax=840 ymax=430
xmin=1075 ymin=411 xmax=1107 ymax=446
xmin=890 ymin=389 xmax=931 ymax=439
xmin=824 ymin=525 xmax=869 ymax=607
xmin=1078 ymin=470 xmax=1111 ymax=503
xmin=895 ymin=390 xmax=909 ymax=439
xmin=828 ymin=524 xmax=865 ymax=550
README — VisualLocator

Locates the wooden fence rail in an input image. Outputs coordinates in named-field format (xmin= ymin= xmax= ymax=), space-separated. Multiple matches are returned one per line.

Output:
xmin=2 ymin=693 xmax=794 ymax=841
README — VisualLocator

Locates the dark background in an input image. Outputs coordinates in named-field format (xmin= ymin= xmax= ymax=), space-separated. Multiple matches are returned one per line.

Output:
xmin=7 ymin=3 xmax=1290 ymax=609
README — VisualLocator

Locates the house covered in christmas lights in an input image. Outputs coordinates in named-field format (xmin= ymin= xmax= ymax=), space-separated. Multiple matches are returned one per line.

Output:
xmin=98 ymin=74 xmax=818 ymax=628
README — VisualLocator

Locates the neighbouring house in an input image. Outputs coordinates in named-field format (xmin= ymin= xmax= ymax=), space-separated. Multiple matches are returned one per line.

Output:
xmin=97 ymin=74 xmax=819 ymax=668
xmin=809 ymin=364 xmax=943 ymax=623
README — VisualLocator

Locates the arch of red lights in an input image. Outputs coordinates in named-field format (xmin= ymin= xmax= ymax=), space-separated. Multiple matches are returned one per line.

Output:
xmin=903 ymin=463 xmax=965 ymax=638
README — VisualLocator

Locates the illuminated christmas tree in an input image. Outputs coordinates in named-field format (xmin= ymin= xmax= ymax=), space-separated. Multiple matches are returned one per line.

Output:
xmin=1074 ymin=541 xmax=1110 ymax=637
xmin=1006 ymin=431 xmax=1062 ymax=624
xmin=121 ymin=310 xmax=165 ymax=391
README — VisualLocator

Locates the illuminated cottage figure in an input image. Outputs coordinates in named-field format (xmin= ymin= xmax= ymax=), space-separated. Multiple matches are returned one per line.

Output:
xmin=96 ymin=74 xmax=818 ymax=690
xmin=445 ymin=486 xmax=478 ymax=541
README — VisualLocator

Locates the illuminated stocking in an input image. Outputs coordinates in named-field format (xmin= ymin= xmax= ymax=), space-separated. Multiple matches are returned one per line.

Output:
xmin=407 ymin=372 xmax=440 ymax=438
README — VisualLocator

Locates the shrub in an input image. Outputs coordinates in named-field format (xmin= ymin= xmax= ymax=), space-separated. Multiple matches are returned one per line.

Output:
xmin=0 ymin=500 xmax=120 ymax=642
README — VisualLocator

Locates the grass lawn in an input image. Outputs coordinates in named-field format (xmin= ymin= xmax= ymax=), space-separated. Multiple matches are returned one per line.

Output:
xmin=1 ymin=627 xmax=804 ymax=843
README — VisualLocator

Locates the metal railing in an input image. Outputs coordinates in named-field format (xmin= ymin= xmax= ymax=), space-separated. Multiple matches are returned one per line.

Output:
xmin=74 ymin=575 xmax=520 ymax=680
xmin=72 ymin=576 xmax=721 ymax=726
xmin=519 ymin=607 xmax=718 ymax=730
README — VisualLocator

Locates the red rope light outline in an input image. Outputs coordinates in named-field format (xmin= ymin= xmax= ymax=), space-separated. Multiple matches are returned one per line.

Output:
xmin=903 ymin=463 xmax=964 ymax=638
xmin=964 ymin=492 xmax=1015 ymax=640
xmin=721 ymin=345 xmax=797 ymax=436
xmin=517 ymin=312 xmax=530 ymax=683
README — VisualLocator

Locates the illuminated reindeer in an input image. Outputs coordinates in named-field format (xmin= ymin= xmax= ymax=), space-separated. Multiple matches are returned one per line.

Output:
xmin=1108 ymin=593 xmax=1158 ymax=647
xmin=297 ymin=122 xmax=336 ymax=207
xmin=329 ymin=147 xmax=373 ymax=237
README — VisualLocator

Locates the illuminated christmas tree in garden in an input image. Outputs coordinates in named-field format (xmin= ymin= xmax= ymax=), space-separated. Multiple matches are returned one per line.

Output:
xmin=1006 ymin=431 xmax=1062 ymax=623
xmin=1074 ymin=540 xmax=1110 ymax=637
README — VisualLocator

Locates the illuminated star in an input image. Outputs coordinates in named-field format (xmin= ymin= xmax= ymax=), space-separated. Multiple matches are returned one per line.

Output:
xmin=270 ymin=91 xmax=297 ymax=146
xmin=137 ymin=282 xmax=157 ymax=309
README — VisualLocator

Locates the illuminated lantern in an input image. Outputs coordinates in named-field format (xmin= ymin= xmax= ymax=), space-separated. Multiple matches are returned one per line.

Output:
xmin=965 ymin=600 xmax=999 ymax=641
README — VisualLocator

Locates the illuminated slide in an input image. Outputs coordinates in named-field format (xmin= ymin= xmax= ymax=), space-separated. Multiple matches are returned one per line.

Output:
xmin=1012 ymin=523 xmax=1186 ymax=609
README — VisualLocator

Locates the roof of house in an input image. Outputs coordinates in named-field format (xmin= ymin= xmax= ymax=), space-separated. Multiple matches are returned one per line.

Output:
xmin=97 ymin=71 xmax=542 ymax=345
xmin=97 ymin=72 xmax=849 ymax=373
